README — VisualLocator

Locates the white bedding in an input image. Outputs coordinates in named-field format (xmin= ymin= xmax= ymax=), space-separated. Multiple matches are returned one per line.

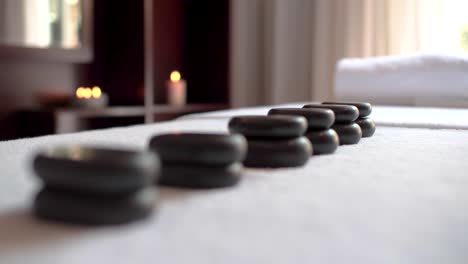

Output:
xmin=180 ymin=103 xmax=468 ymax=130
xmin=1 ymin=111 xmax=468 ymax=264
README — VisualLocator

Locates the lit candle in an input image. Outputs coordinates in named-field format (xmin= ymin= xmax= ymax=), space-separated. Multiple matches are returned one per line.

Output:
xmin=166 ymin=71 xmax=187 ymax=106
xmin=72 ymin=86 xmax=109 ymax=108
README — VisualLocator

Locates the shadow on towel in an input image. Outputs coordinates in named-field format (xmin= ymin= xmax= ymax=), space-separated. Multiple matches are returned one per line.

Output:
xmin=159 ymin=186 xmax=230 ymax=203
xmin=0 ymin=187 xmax=235 ymax=254
xmin=0 ymin=209 xmax=83 ymax=252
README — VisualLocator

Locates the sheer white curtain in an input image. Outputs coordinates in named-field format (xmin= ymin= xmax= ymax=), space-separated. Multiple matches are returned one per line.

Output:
xmin=230 ymin=0 xmax=458 ymax=107
xmin=230 ymin=0 xmax=315 ymax=107
xmin=325 ymin=0 xmax=455 ymax=57
xmin=313 ymin=0 xmax=460 ymax=101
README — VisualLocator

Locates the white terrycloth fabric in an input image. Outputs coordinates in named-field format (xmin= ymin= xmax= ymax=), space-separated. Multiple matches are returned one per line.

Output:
xmin=371 ymin=106 xmax=468 ymax=129
xmin=1 ymin=117 xmax=468 ymax=264
xmin=334 ymin=53 xmax=468 ymax=107
xmin=180 ymin=104 xmax=468 ymax=130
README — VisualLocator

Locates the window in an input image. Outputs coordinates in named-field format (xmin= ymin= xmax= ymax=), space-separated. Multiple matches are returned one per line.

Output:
xmin=420 ymin=0 xmax=468 ymax=52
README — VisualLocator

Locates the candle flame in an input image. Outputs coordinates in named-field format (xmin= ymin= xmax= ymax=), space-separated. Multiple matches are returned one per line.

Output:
xmin=76 ymin=86 xmax=102 ymax=99
xmin=92 ymin=86 xmax=102 ymax=99
xmin=83 ymin=88 xmax=92 ymax=99
xmin=170 ymin=71 xmax=181 ymax=82
xmin=76 ymin=87 xmax=85 ymax=99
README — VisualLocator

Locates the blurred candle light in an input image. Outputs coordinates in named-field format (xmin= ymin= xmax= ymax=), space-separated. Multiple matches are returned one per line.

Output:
xmin=76 ymin=87 xmax=85 ymax=99
xmin=92 ymin=86 xmax=102 ymax=99
xmin=83 ymin=88 xmax=92 ymax=99
xmin=73 ymin=86 xmax=109 ymax=108
xmin=166 ymin=71 xmax=187 ymax=106
xmin=170 ymin=71 xmax=181 ymax=82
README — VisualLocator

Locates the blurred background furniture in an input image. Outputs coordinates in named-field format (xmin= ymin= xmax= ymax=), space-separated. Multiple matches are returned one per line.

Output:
xmin=0 ymin=0 xmax=230 ymax=140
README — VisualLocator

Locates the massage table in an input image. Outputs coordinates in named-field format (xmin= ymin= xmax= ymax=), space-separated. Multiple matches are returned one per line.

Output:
xmin=1 ymin=104 xmax=467 ymax=264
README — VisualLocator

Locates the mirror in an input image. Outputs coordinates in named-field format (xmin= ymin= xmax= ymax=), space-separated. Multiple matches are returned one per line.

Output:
xmin=0 ymin=0 xmax=83 ymax=49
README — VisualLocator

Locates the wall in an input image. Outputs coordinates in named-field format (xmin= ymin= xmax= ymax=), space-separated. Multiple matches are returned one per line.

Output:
xmin=152 ymin=0 xmax=185 ymax=103
xmin=89 ymin=0 xmax=144 ymax=106
xmin=184 ymin=0 xmax=230 ymax=104
xmin=151 ymin=0 xmax=230 ymax=105
xmin=0 ymin=58 xmax=80 ymax=139
xmin=0 ymin=59 xmax=79 ymax=112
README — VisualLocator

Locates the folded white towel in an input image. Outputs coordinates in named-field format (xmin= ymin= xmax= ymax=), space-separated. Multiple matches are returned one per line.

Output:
xmin=334 ymin=53 xmax=468 ymax=107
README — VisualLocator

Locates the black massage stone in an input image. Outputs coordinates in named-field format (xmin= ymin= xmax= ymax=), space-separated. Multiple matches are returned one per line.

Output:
xmin=356 ymin=117 xmax=376 ymax=137
xmin=322 ymin=102 xmax=372 ymax=117
xmin=267 ymin=108 xmax=335 ymax=129
xmin=332 ymin=123 xmax=362 ymax=145
xmin=228 ymin=115 xmax=307 ymax=138
xmin=34 ymin=146 xmax=160 ymax=195
xmin=303 ymin=104 xmax=359 ymax=123
xmin=244 ymin=137 xmax=312 ymax=168
xmin=34 ymin=187 xmax=157 ymax=225
xmin=149 ymin=133 xmax=247 ymax=165
xmin=305 ymin=129 xmax=339 ymax=155
xmin=158 ymin=163 xmax=243 ymax=188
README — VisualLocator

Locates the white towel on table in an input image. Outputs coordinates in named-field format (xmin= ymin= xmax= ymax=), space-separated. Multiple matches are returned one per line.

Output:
xmin=334 ymin=53 xmax=468 ymax=107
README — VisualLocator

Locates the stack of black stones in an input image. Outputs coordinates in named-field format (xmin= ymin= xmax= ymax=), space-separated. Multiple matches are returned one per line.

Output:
xmin=267 ymin=108 xmax=339 ymax=155
xmin=228 ymin=115 xmax=312 ymax=168
xmin=303 ymin=104 xmax=362 ymax=145
xmin=149 ymin=133 xmax=247 ymax=188
xmin=322 ymin=102 xmax=376 ymax=137
xmin=31 ymin=101 xmax=375 ymax=226
xmin=33 ymin=146 xmax=160 ymax=225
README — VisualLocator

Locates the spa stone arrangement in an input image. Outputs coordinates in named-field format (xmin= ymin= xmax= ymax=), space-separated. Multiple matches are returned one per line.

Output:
xmin=267 ymin=108 xmax=338 ymax=155
xmin=33 ymin=147 xmax=159 ymax=225
xmin=149 ymin=133 xmax=247 ymax=188
xmin=228 ymin=115 xmax=311 ymax=167
xmin=32 ymin=102 xmax=376 ymax=225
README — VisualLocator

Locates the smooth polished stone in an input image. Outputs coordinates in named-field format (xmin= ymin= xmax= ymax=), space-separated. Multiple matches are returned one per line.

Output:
xmin=149 ymin=133 xmax=247 ymax=165
xmin=158 ymin=163 xmax=243 ymax=188
xmin=229 ymin=115 xmax=307 ymax=138
xmin=34 ymin=146 xmax=160 ymax=195
xmin=356 ymin=117 xmax=376 ymax=137
xmin=268 ymin=108 xmax=335 ymax=129
xmin=305 ymin=128 xmax=339 ymax=155
xmin=244 ymin=136 xmax=312 ymax=168
xmin=322 ymin=101 xmax=372 ymax=117
xmin=34 ymin=187 xmax=157 ymax=225
xmin=332 ymin=123 xmax=362 ymax=145
xmin=303 ymin=104 xmax=359 ymax=123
